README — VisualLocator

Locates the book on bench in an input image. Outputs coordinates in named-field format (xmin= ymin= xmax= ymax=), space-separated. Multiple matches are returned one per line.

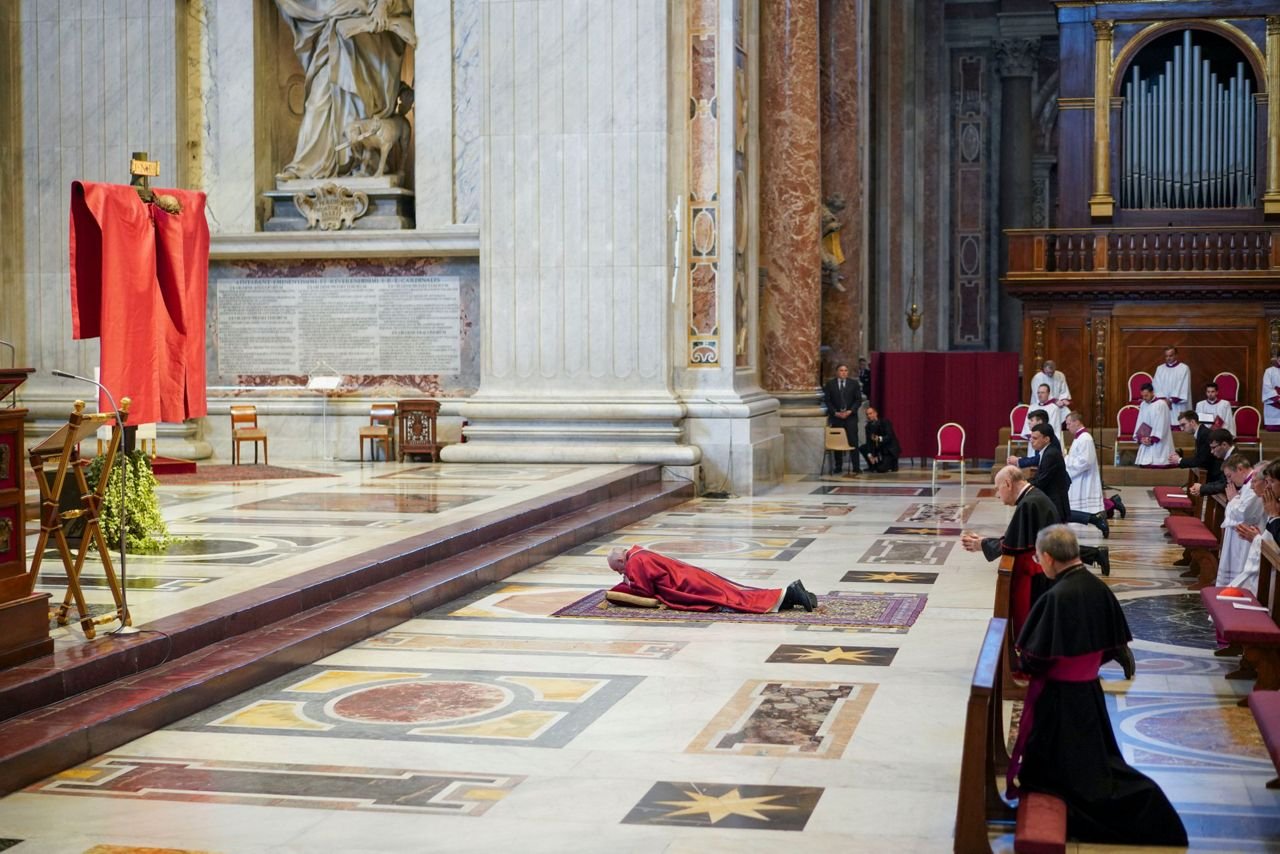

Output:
xmin=1232 ymin=602 xmax=1269 ymax=612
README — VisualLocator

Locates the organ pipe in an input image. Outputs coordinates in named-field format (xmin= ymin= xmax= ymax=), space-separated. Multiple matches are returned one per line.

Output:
xmin=1120 ymin=31 xmax=1257 ymax=209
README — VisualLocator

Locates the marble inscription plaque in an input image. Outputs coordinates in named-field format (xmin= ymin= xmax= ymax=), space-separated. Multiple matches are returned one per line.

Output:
xmin=216 ymin=276 xmax=461 ymax=375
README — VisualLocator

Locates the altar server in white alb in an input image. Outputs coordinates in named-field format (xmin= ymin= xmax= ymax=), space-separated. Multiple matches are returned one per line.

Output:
xmin=1196 ymin=381 xmax=1235 ymax=435
xmin=1062 ymin=412 xmax=1109 ymax=537
xmin=1153 ymin=347 xmax=1192 ymax=413
xmin=1023 ymin=384 xmax=1063 ymax=438
xmin=1264 ymin=354 xmax=1280 ymax=431
xmin=1029 ymin=360 xmax=1071 ymax=410
xmin=1134 ymin=383 xmax=1173 ymax=467
xmin=1227 ymin=465 xmax=1275 ymax=595
xmin=1215 ymin=457 xmax=1268 ymax=588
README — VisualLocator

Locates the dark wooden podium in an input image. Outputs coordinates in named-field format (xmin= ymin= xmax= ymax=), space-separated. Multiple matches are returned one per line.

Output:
xmin=0 ymin=368 xmax=52 ymax=668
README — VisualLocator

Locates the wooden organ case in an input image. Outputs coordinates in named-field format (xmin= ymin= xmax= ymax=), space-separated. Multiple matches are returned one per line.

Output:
xmin=1005 ymin=2 xmax=1280 ymax=431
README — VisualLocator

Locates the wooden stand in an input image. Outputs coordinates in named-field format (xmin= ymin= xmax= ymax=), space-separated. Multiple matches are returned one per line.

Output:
xmin=0 ymin=368 xmax=53 ymax=668
xmin=26 ymin=399 xmax=131 ymax=638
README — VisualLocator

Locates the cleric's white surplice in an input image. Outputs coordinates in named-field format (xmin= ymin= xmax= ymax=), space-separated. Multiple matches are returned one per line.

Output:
xmin=1263 ymin=364 xmax=1280 ymax=429
xmin=1227 ymin=530 xmax=1273 ymax=595
xmin=1153 ymin=360 xmax=1191 ymax=408
xmin=1195 ymin=398 xmax=1235 ymax=434
xmin=1134 ymin=398 xmax=1172 ymax=466
xmin=1216 ymin=481 xmax=1267 ymax=587
xmin=1065 ymin=428 xmax=1104 ymax=515
xmin=1029 ymin=370 xmax=1071 ymax=407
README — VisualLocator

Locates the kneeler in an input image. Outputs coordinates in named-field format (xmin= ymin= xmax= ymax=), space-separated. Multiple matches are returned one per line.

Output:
xmin=26 ymin=399 xmax=131 ymax=637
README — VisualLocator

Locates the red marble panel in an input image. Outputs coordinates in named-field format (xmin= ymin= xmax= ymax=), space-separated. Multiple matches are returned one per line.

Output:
xmin=690 ymin=263 xmax=719 ymax=337
xmin=761 ymin=0 xmax=822 ymax=391
xmin=688 ymin=0 xmax=720 ymax=366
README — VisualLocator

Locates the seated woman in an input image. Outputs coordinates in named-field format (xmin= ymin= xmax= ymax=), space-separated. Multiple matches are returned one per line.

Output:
xmin=606 ymin=546 xmax=816 ymax=612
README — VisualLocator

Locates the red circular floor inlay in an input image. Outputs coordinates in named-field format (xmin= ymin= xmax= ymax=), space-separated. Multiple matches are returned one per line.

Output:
xmin=331 ymin=681 xmax=510 ymax=724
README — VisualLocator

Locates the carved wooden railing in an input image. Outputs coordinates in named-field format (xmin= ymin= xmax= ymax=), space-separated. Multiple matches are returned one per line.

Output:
xmin=1007 ymin=227 xmax=1280 ymax=276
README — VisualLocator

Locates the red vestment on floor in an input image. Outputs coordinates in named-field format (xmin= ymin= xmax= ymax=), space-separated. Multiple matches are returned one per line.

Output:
xmin=70 ymin=182 xmax=209 ymax=424
xmin=609 ymin=546 xmax=781 ymax=613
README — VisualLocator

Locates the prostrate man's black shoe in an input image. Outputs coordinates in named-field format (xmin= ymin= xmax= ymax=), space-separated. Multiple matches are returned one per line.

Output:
xmin=1096 ymin=547 xmax=1111 ymax=577
xmin=781 ymin=580 xmax=817 ymax=612
xmin=1093 ymin=513 xmax=1111 ymax=539
xmin=1111 ymin=494 xmax=1127 ymax=519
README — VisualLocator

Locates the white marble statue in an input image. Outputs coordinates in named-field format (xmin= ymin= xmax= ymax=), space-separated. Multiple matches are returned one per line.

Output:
xmin=275 ymin=0 xmax=416 ymax=181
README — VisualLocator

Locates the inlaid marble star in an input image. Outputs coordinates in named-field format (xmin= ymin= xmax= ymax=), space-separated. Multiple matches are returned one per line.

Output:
xmin=657 ymin=788 xmax=793 ymax=823
xmin=790 ymin=647 xmax=874 ymax=664
xmin=858 ymin=571 xmax=925 ymax=583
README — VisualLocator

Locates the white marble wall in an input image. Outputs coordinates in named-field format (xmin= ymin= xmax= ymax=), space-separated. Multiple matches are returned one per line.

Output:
xmin=452 ymin=0 xmax=483 ymax=224
xmin=11 ymin=0 xmax=181 ymax=408
xmin=447 ymin=0 xmax=697 ymax=464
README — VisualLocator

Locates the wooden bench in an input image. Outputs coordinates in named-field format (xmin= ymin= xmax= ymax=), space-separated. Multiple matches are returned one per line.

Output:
xmin=1200 ymin=539 xmax=1280 ymax=707
xmin=953 ymin=618 xmax=1067 ymax=853
xmin=1163 ymin=513 xmax=1220 ymax=590
xmin=1154 ymin=467 xmax=1202 ymax=515
xmin=1249 ymin=690 xmax=1280 ymax=789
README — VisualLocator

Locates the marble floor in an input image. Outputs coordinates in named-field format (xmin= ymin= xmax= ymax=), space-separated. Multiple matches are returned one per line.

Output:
xmin=2 ymin=467 xmax=1277 ymax=852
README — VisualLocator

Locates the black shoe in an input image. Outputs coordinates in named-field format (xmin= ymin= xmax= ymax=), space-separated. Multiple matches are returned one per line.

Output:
xmin=1117 ymin=645 xmax=1136 ymax=680
xmin=1096 ymin=547 xmax=1111 ymax=577
xmin=1094 ymin=513 xmax=1110 ymax=539
xmin=1111 ymin=494 xmax=1127 ymax=519
xmin=782 ymin=580 xmax=817 ymax=612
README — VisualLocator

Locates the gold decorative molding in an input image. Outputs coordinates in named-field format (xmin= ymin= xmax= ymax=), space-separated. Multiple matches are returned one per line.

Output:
xmin=1271 ymin=318 xmax=1280 ymax=357
xmin=1090 ymin=20 xmax=1116 ymax=220
xmin=1267 ymin=17 xmax=1280 ymax=216
xmin=1112 ymin=20 xmax=1266 ymax=92
xmin=1057 ymin=97 xmax=1094 ymax=110
xmin=1032 ymin=317 xmax=1046 ymax=364
xmin=1093 ymin=317 xmax=1108 ymax=432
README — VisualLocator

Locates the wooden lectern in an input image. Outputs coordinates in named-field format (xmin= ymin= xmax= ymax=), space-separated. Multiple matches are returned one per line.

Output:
xmin=26 ymin=398 xmax=131 ymax=638
xmin=0 ymin=368 xmax=54 ymax=667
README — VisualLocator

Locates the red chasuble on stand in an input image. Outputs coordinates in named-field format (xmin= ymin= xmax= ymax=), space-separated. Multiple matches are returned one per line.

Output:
xmin=609 ymin=546 xmax=782 ymax=613
xmin=69 ymin=182 xmax=210 ymax=424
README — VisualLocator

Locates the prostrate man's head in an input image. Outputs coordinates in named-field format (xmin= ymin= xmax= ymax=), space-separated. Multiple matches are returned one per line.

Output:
xmin=607 ymin=548 xmax=628 ymax=573
xmin=1139 ymin=382 xmax=1155 ymax=403
xmin=1225 ymin=454 xmax=1254 ymax=488
xmin=1029 ymin=423 xmax=1054 ymax=452
xmin=1204 ymin=382 xmax=1220 ymax=404
xmin=1209 ymin=428 xmax=1235 ymax=458
xmin=994 ymin=465 xmax=1029 ymax=507
xmin=836 ymin=364 xmax=850 ymax=379
xmin=1164 ymin=347 xmax=1179 ymax=367
xmin=866 ymin=406 xmax=880 ymax=422
xmin=1178 ymin=410 xmax=1200 ymax=432
xmin=1042 ymin=360 xmax=1056 ymax=377
xmin=1036 ymin=384 xmax=1051 ymax=405
xmin=1035 ymin=525 xmax=1081 ymax=579
xmin=1064 ymin=411 xmax=1084 ymax=433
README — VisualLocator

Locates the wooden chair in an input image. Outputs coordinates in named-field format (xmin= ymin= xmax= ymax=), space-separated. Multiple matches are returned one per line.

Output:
xmin=397 ymin=399 xmax=442 ymax=461
xmin=230 ymin=405 xmax=268 ymax=465
xmin=1214 ymin=371 xmax=1241 ymax=408
xmin=821 ymin=427 xmax=855 ymax=476
xmin=933 ymin=422 xmax=966 ymax=489
xmin=1007 ymin=403 xmax=1029 ymax=460
xmin=1113 ymin=404 xmax=1140 ymax=466
xmin=1127 ymin=371 xmax=1154 ymax=404
xmin=1236 ymin=405 xmax=1262 ymax=456
xmin=359 ymin=403 xmax=397 ymax=462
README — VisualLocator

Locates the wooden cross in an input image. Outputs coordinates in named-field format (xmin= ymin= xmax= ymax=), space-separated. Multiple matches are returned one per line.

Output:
xmin=128 ymin=151 xmax=181 ymax=213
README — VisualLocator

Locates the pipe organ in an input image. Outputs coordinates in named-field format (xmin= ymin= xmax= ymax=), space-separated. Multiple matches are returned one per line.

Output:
xmin=1121 ymin=29 xmax=1257 ymax=210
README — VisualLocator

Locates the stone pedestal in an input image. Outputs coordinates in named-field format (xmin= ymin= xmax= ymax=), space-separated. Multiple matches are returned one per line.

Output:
xmin=265 ymin=177 xmax=414 ymax=231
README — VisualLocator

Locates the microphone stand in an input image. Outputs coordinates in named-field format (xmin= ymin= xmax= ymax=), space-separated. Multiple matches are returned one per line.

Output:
xmin=51 ymin=369 xmax=137 ymax=635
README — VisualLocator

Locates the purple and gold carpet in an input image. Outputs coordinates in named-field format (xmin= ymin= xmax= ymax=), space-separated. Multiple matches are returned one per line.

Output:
xmin=551 ymin=590 xmax=927 ymax=629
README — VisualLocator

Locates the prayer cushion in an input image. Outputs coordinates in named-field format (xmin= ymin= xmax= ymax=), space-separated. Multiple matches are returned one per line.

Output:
xmin=1200 ymin=587 xmax=1280 ymax=644
xmin=1014 ymin=792 xmax=1067 ymax=854
xmin=1154 ymin=486 xmax=1193 ymax=510
xmin=605 ymin=590 xmax=663 ymax=609
xmin=1249 ymin=691 xmax=1280 ymax=776
xmin=1163 ymin=517 xmax=1218 ymax=549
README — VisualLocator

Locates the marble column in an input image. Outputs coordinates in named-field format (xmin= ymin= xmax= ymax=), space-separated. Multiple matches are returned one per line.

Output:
xmin=1262 ymin=16 xmax=1280 ymax=216
xmin=818 ymin=0 xmax=868 ymax=379
xmin=445 ymin=0 xmax=697 ymax=467
xmin=759 ymin=0 xmax=823 ymax=472
xmin=995 ymin=37 xmax=1038 ymax=354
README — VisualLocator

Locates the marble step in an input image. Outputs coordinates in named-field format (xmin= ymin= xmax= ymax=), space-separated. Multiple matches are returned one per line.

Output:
xmin=0 ymin=466 xmax=692 ymax=795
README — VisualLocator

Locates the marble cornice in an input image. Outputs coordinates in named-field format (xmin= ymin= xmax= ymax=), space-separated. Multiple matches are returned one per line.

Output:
xmin=209 ymin=227 xmax=481 ymax=260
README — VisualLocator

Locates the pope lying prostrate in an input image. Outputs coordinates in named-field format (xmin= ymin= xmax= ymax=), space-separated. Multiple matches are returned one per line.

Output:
xmin=606 ymin=546 xmax=817 ymax=613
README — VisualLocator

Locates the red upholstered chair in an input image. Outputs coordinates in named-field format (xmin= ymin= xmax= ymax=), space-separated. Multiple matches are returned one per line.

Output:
xmin=1127 ymin=371 xmax=1154 ymax=404
xmin=1008 ymin=404 xmax=1029 ymax=461
xmin=1114 ymin=404 xmax=1140 ymax=466
xmin=1236 ymin=405 xmax=1262 ymax=455
xmin=1213 ymin=371 xmax=1240 ymax=408
xmin=933 ymin=422 xmax=966 ymax=489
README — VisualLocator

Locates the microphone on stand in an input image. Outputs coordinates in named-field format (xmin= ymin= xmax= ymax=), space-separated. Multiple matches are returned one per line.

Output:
xmin=51 ymin=369 xmax=138 ymax=635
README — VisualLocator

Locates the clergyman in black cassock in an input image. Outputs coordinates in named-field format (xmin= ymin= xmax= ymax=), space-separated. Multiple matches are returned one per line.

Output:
xmin=1012 ymin=526 xmax=1187 ymax=847
xmin=961 ymin=466 xmax=1059 ymax=640
xmin=859 ymin=406 xmax=899 ymax=472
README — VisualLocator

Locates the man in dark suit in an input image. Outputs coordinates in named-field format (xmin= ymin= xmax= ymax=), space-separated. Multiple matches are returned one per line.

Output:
xmin=823 ymin=363 xmax=862 ymax=474
xmin=857 ymin=357 xmax=872 ymax=402
xmin=1008 ymin=409 xmax=1055 ymax=469
xmin=1189 ymin=428 xmax=1236 ymax=499
xmin=1170 ymin=410 xmax=1212 ymax=470
xmin=860 ymin=406 xmax=900 ymax=472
